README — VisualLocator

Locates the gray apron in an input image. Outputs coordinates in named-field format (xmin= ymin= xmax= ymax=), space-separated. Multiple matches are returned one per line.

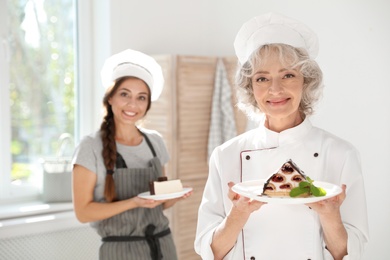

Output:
xmin=98 ymin=133 xmax=178 ymax=260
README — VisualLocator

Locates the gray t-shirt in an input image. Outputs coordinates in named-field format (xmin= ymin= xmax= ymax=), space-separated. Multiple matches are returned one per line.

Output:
xmin=72 ymin=128 xmax=169 ymax=202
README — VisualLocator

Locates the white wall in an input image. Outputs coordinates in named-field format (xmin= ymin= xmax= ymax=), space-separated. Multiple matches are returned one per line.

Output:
xmin=95 ymin=0 xmax=390 ymax=259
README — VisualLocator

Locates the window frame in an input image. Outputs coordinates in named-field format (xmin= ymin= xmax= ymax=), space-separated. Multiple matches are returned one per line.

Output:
xmin=0 ymin=0 xmax=106 ymax=204
xmin=0 ymin=0 xmax=13 ymax=201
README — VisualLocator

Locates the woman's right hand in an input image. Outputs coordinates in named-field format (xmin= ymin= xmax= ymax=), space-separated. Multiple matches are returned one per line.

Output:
xmin=227 ymin=182 xmax=265 ymax=216
xmin=133 ymin=196 xmax=167 ymax=208
xmin=210 ymin=182 xmax=266 ymax=259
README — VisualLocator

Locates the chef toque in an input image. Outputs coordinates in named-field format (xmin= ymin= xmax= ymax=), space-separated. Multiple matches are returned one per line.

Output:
xmin=100 ymin=49 xmax=164 ymax=101
xmin=234 ymin=12 xmax=319 ymax=65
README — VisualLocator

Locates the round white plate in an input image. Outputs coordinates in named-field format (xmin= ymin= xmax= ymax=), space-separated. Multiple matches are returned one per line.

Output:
xmin=138 ymin=187 xmax=193 ymax=201
xmin=232 ymin=180 xmax=342 ymax=204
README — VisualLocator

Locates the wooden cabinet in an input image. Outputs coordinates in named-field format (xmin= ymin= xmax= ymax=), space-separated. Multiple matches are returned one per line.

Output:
xmin=143 ymin=55 xmax=247 ymax=259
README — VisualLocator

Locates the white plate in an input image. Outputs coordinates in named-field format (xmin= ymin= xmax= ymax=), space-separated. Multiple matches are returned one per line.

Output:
xmin=232 ymin=180 xmax=342 ymax=204
xmin=138 ymin=187 xmax=193 ymax=201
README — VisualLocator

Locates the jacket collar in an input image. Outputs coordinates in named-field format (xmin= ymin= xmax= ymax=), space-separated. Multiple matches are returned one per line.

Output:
xmin=253 ymin=116 xmax=313 ymax=148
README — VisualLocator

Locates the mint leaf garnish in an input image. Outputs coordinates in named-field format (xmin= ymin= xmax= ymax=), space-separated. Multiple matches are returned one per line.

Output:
xmin=289 ymin=177 xmax=327 ymax=197
xmin=299 ymin=181 xmax=310 ymax=189
xmin=290 ymin=186 xmax=309 ymax=197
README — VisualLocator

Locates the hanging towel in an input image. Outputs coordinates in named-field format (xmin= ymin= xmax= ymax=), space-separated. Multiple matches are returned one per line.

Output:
xmin=207 ymin=58 xmax=237 ymax=160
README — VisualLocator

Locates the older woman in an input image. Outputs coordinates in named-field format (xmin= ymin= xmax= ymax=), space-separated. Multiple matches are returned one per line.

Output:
xmin=195 ymin=13 xmax=368 ymax=260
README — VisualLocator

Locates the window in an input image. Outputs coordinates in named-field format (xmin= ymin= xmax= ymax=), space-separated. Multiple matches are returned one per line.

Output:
xmin=0 ymin=0 xmax=78 ymax=202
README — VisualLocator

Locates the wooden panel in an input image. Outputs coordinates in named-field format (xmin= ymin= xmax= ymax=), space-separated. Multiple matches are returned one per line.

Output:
xmin=144 ymin=55 xmax=247 ymax=260
xmin=173 ymin=178 xmax=206 ymax=260
xmin=172 ymin=56 xmax=217 ymax=259
xmin=143 ymin=55 xmax=176 ymax=179
xmin=142 ymin=55 xmax=176 ymax=227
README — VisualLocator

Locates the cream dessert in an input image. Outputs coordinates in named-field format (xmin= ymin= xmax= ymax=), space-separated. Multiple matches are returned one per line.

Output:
xmin=262 ymin=159 xmax=308 ymax=197
xmin=149 ymin=177 xmax=183 ymax=195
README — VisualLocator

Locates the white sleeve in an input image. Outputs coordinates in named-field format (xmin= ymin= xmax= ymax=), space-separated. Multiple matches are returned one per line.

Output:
xmin=324 ymin=149 xmax=369 ymax=259
xmin=194 ymin=147 xmax=226 ymax=259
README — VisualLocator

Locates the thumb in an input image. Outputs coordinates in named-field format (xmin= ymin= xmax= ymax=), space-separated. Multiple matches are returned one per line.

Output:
xmin=228 ymin=182 xmax=235 ymax=188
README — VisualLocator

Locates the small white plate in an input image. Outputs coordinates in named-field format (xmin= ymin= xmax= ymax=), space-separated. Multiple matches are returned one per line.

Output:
xmin=138 ymin=187 xmax=193 ymax=201
xmin=232 ymin=180 xmax=342 ymax=204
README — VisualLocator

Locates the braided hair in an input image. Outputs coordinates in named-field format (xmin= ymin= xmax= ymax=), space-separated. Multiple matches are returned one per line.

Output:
xmin=99 ymin=76 xmax=152 ymax=202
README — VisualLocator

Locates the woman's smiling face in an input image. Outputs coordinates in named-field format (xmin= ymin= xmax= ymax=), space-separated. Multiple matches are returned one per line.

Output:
xmin=109 ymin=77 xmax=150 ymax=126
xmin=251 ymin=51 xmax=304 ymax=126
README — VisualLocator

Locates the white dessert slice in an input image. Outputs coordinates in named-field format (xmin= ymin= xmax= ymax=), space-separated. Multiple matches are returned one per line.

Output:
xmin=153 ymin=179 xmax=183 ymax=195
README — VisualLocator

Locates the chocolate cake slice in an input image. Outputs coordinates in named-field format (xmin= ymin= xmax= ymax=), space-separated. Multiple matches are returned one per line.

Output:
xmin=262 ymin=159 xmax=308 ymax=197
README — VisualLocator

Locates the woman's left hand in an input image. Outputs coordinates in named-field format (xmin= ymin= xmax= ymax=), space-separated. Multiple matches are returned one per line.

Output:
xmin=163 ymin=187 xmax=193 ymax=209
xmin=305 ymin=184 xmax=347 ymax=216
xmin=180 ymin=187 xmax=193 ymax=199
xmin=133 ymin=196 xmax=167 ymax=208
xmin=306 ymin=184 xmax=348 ymax=259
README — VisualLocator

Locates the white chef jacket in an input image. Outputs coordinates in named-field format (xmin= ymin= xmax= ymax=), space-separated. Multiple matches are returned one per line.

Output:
xmin=195 ymin=118 xmax=369 ymax=260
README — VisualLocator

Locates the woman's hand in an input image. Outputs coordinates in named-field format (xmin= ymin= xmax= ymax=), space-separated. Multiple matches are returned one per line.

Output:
xmin=163 ymin=187 xmax=193 ymax=209
xmin=305 ymin=184 xmax=347 ymax=216
xmin=181 ymin=188 xmax=193 ymax=199
xmin=228 ymin=182 xmax=266 ymax=216
xmin=306 ymin=184 xmax=348 ymax=260
xmin=133 ymin=196 xmax=167 ymax=208
xmin=210 ymin=182 xmax=266 ymax=259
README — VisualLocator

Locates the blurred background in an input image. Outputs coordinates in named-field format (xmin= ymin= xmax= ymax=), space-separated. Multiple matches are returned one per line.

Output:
xmin=0 ymin=0 xmax=388 ymax=259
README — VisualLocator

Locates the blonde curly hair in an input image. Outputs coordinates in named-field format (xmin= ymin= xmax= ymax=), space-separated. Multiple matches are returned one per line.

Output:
xmin=235 ymin=44 xmax=323 ymax=121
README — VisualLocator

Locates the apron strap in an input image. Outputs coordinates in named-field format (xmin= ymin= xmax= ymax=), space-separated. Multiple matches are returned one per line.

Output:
xmin=116 ymin=152 xmax=128 ymax=168
xmin=102 ymin=224 xmax=170 ymax=260
xmin=139 ymin=131 xmax=157 ymax=157
xmin=114 ymin=130 xmax=157 ymax=169
xmin=145 ymin=224 xmax=163 ymax=260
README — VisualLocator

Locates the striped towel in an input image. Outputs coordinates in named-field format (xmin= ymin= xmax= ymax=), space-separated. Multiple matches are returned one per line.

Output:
xmin=207 ymin=58 xmax=237 ymax=160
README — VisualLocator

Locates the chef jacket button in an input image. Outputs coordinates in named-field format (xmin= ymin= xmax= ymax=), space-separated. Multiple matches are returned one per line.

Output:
xmin=246 ymin=155 xmax=251 ymax=160
xmin=250 ymin=257 xmax=255 ymax=260
xmin=314 ymin=153 xmax=319 ymax=157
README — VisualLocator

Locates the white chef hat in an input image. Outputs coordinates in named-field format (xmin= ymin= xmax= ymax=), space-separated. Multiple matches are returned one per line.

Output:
xmin=100 ymin=49 xmax=164 ymax=101
xmin=234 ymin=12 xmax=319 ymax=65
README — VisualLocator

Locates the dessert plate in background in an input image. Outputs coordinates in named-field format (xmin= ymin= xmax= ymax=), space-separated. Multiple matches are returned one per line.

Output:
xmin=232 ymin=180 xmax=342 ymax=204
xmin=138 ymin=187 xmax=193 ymax=201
